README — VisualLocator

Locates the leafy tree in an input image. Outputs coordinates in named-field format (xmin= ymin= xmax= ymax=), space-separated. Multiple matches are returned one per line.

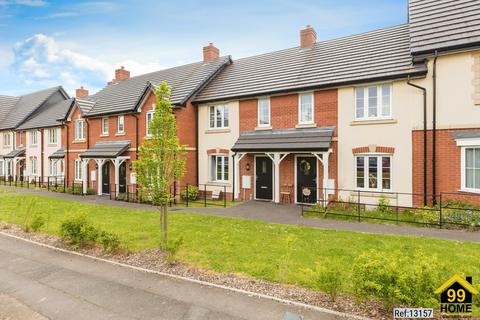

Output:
xmin=134 ymin=82 xmax=186 ymax=248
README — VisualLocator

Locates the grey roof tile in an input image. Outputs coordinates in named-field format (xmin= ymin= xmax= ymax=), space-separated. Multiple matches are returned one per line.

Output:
xmin=84 ymin=56 xmax=231 ymax=117
xmin=232 ymin=127 xmax=335 ymax=152
xmin=194 ymin=25 xmax=426 ymax=103
xmin=17 ymin=98 xmax=74 ymax=130
xmin=409 ymin=0 xmax=480 ymax=55
xmin=3 ymin=147 xmax=25 ymax=159
xmin=0 ymin=95 xmax=20 ymax=124
xmin=49 ymin=148 xmax=65 ymax=159
xmin=80 ymin=141 xmax=130 ymax=158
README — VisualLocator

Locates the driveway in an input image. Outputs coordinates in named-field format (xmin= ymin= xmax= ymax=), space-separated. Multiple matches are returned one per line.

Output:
xmin=0 ymin=233 xmax=349 ymax=320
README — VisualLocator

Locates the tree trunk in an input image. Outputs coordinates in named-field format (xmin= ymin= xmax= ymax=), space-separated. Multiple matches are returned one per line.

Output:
xmin=164 ymin=205 xmax=168 ymax=244
xmin=158 ymin=205 xmax=164 ymax=248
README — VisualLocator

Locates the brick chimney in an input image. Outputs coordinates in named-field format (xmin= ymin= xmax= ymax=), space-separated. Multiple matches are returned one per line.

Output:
xmin=203 ymin=43 xmax=220 ymax=62
xmin=76 ymin=86 xmax=89 ymax=98
xmin=300 ymin=25 xmax=317 ymax=48
xmin=115 ymin=66 xmax=130 ymax=81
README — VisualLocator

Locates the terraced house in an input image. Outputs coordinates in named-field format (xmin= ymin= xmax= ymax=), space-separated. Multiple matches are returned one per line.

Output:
xmin=1 ymin=0 xmax=480 ymax=208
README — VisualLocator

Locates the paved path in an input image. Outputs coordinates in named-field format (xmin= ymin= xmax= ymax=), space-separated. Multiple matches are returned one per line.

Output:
xmin=0 ymin=233 xmax=347 ymax=320
xmin=1 ymin=185 xmax=479 ymax=243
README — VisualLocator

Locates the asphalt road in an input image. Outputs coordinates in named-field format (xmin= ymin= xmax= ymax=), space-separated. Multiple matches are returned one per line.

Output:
xmin=0 ymin=233 xmax=350 ymax=320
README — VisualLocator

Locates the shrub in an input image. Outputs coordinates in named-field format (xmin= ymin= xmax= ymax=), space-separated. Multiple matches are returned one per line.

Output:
xmin=181 ymin=185 xmax=199 ymax=201
xmin=352 ymin=249 xmax=441 ymax=309
xmin=412 ymin=206 xmax=439 ymax=225
xmin=99 ymin=231 xmax=121 ymax=253
xmin=28 ymin=214 xmax=45 ymax=232
xmin=378 ymin=196 xmax=392 ymax=214
xmin=164 ymin=237 xmax=184 ymax=263
xmin=305 ymin=264 xmax=344 ymax=301
xmin=60 ymin=213 xmax=99 ymax=248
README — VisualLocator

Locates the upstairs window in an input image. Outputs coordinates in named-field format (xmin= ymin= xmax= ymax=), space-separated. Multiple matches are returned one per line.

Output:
xmin=355 ymin=84 xmax=392 ymax=120
xmin=30 ymin=130 xmax=38 ymax=146
xmin=146 ymin=111 xmax=155 ymax=136
xmin=210 ymin=155 xmax=229 ymax=182
xmin=299 ymin=93 xmax=314 ymax=124
xmin=102 ymin=117 xmax=109 ymax=135
xmin=355 ymin=155 xmax=391 ymax=191
xmin=117 ymin=115 xmax=125 ymax=134
xmin=75 ymin=119 xmax=85 ymax=141
xmin=3 ymin=133 xmax=10 ymax=147
xmin=209 ymin=105 xmax=229 ymax=129
xmin=48 ymin=128 xmax=57 ymax=145
xmin=18 ymin=131 xmax=23 ymax=145
xmin=258 ymin=98 xmax=270 ymax=127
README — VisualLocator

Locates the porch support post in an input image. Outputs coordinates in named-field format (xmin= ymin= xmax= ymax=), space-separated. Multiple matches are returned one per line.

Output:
xmin=312 ymin=149 xmax=332 ymax=206
xmin=81 ymin=159 xmax=88 ymax=194
xmin=12 ymin=158 xmax=17 ymax=177
xmin=234 ymin=153 xmax=246 ymax=200
xmin=267 ymin=153 xmax=289 ymax=204
xmin=95 ymin=159 xmax=105 ymax=195
xmin=114 ymin=157 xmax=127 ymax=195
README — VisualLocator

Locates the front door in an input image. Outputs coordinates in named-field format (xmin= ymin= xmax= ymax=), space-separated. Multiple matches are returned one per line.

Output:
xmin=255 ymin=156 xmax=273 ymax=200
xmin=296 ymin=156 xmax=317 ymax=203
xmin=102 ymin=161 xmax=110 ymax=194
xmin=119 ymin=162 xmax=127 ymax=194
xmin=18 ymin=160 xmax=24 ymax=181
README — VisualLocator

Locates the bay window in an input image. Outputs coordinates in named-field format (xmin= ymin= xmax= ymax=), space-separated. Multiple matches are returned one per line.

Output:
xmin=355 ymin=84 xmax=392 ymax=120
xmin=210 ymin=155 xmax=229 ymax=182
xmin=258 ymin=98 xmax=270 ymax=127
xmin=355 ymin=155 xmax=391 ymax=190
xmin=299 ymin=93 xmax=314 ymax=124
xmin=209 ymin=105 xmax=229 ymax=129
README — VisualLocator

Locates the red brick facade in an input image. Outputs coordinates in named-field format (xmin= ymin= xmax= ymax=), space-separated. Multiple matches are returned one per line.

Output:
xmin=237 ymin=89 xmax=338 ymax=202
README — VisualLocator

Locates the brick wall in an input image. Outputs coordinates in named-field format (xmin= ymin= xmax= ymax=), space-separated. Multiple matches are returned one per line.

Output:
xmin=412 ymin=128 xmax=480 ymax=206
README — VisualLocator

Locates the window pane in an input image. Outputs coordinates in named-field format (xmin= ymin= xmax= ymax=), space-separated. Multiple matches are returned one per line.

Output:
xmin=466 ymin=168 xmax=474 ymax=188
xmin=381 ymin=85 xmax=391 ymax=117
xmin=368 ymin=156 xmax=378 ymax=189
xmin=356 ymin=157 xmax=365 ymax=188
xmin=476 ymin=169 xmax=480 ymax=189
xmin=475 ymin=149 xmax=480 ymax=168
xmin=216 ymin=156 xmax=222 ymax=180
xmin=368 ymin=87 xmax=378 ymax=117
xmin=224 ymin=157 xmax=229 ymax=180
xmin=259 ymin=99 xmax=270 ymax=125
xmin=466 ymin=149 xmax=474 ymax=168
xmin=382 ymin=157 xmax=391 ymax=189
xmin=223 ymin=106 xmax=229 ymax=127
xmin=210 ymin=156 xmax=216 ymax=180
xmin=216 ymin=107 xmax=222 ymax=128
xmin=356 ymin=88 xmax=365 ymax=119
xmin=300 ymin=94 xmax=313 ymax=123
xmin=209 ymin=107 xmax=215 ymax=128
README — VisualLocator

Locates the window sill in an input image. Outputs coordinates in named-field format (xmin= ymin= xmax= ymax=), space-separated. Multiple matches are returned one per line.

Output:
xmin=255 ymin=126 xmax=272 ymax=131
xmin=205 ymin=128 xmax=230 ymax=134
xmin=458 ymin=188 xmax=480 ymax=194
xmin=350 ymin=190 xmax=395 ymax=198
xmin=115 ymin=133 xmax=126 ymax=136
xmin=72 ymin=140 xmax=86 ymax=144
xmin=295 ymin=123 xmax=316 ymax=129
xmin=100 ymin=134 xmax=109 ymax=137
xmin=350 ymin=119 xmax=397 ymax=126
xmin=48 ymin=144 xmax=58 ymax=147
xmin=207 ymin=181 xmax=231 ymax=187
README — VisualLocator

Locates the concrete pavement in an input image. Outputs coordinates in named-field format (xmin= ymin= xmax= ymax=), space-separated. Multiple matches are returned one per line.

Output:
xmin=0 ymin=233 xmax=351 ymax=320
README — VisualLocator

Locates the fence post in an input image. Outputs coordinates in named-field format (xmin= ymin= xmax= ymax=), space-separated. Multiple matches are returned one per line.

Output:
xmin=396 ymin=192 xmax=399 ymax=224
xmin=204 ymin=184 xmax=207 ymax=207
xmin=224 ymin=185 xmax=227 ymax=208
xmin=47 ymin=177 xmax=50 ymax=191
xmin=173 ymin=181 xmax=177 ymax=205
xmin=439 ymin=193 xmax=443 ymax=229
xmin=357 ymin=190 xmax=361 ymax=222
xmin=185 ymin=184 xmax=189 ymax=207
xmin=14 ymin=176 xmax=17 ymax=187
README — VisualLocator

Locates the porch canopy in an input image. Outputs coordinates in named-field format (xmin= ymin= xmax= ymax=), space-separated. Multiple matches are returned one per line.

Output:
xmin=80 ymin=141 xmax=130 ymax=195
xmin=3 ymin=147 xmax=26 ymax=177
xmin=49 ymin=148 xmax=65 ymax=159
xmin=231 ymin=127 xmax=335 ymax=203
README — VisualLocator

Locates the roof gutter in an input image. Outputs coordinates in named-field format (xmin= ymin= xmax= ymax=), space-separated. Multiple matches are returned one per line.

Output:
xmin=407 ymin=75 xmax=428 ymax=206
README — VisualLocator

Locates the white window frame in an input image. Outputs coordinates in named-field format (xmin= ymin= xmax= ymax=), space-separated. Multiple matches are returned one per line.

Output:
xmin=18 ymin=131 xmax=23 ymax=146
xmin=30 ymin=130 xmax=38 ymax=146
xmin=48 ymin=128 xmax=57 ymax=145
xmin=75 ymin=119 xmax=85 ymax=141
xmin=49 ymin=159 xmax=57 ymax=176
xmin=101 ymin=117 xmax=109 ymax=136
xmin=355 ymin=84 xmax=392 ymax=121
xmin=117 ymin=115 xmax=125 ymax=134
xmin=298 ymin=92 xmax=314 ymax=125
xmin=146 ymin=111 xmax=155 ymax=136
xmin=74 ymin=159 xmax=83 ymax=181
xmin=209 ymin=105 xmax=229 ymax=129
xmin=354 ymin=154 xmax=392 ymax=191
xmin=257 ymin=97 xmax=271 ymax=127
xmin=0 ymin=160 xmax=4 ymax=176
xmin=30 ymin=157 xmax=38 ymax=175
xmin=3 ymin=133 xmax=10 ymax=147
xmin=209 ymin=154 xmax=229 ymax=182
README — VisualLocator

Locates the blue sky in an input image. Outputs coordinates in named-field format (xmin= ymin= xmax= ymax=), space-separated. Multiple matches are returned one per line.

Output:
xmin=0 ymin=0 xmax=408 ymax=96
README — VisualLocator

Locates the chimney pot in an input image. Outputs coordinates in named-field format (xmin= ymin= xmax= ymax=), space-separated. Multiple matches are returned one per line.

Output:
xmin=203 ymin=42 xmax=220 ymax=62
xmin=300 ymin=25 xmax=317 ymax=48
xmin=76 ymin=86 xmax=89 ymax=98
xmin=115 ymin=66 xmax=130 ymax=81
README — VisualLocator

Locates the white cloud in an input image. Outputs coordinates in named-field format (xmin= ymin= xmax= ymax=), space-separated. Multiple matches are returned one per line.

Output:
xmin=37 ymin=12 xmax=77 ymax=19
xmin=1 ymin=0 xmax=48 ymax=6
xmin=10 ymin=34 xmax=165 ymax=95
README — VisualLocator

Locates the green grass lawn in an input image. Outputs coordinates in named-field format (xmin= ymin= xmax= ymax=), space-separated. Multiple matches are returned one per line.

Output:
xmin=0 ymin=193 xmax=479 ymax=304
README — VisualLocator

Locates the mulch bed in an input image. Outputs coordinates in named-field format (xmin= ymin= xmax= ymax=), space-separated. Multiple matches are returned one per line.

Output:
xmin=0 ymin=222 xmax=450 ymax=320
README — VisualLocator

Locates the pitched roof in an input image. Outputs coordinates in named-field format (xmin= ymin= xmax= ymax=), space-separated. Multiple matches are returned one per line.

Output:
xmin=3 ymin=147 xmax=25 ymax=159
xmin=17 ymin=98 xmax=74 ymax=130
xmin=409 ymin=0 xmax=480 ymax=56
xmin=0 ymin=95 xmax=20 ymax=124
xmin=231 ymin=127 xmax=335 ymax=152
xmin=80 ymin=141 xmax=130 ymax=158
xmin=0 ymin=87 xmax=66 ymax=130
xmin=194 ymin=25 xmax=426 ymax=103
xmin=84 ymin=56 xmax=231 ymax=117
xmin=49 ymin=148 xmax=65 ymax=159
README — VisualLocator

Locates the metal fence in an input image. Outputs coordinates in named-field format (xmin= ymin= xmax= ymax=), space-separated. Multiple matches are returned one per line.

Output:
xmin=0 ymin=175 xmax=87 ymax=195
xmin=300 ymin=187 xmax=480 ymax=230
